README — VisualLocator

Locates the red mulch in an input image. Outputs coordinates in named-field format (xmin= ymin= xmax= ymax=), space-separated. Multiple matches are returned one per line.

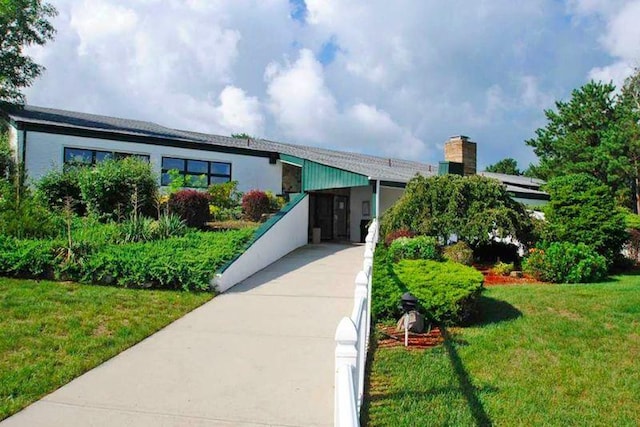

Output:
xmin=474 ymin=264 xmax=539 ymax=286
xmin=377 ymin=325 xmax=444 ymax=350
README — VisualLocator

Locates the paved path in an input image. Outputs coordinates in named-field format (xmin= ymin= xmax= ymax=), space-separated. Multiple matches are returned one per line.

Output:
xmin=2 ymin=244 xmax=364 ymax=427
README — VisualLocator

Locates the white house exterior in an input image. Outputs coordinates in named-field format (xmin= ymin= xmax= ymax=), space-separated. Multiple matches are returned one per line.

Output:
xmin=3 ymin=105 xmax=547 ymax=243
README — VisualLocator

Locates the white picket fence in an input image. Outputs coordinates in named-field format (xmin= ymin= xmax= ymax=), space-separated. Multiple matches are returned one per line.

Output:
xmin=334 ymin=219 xmax=378 ymax=427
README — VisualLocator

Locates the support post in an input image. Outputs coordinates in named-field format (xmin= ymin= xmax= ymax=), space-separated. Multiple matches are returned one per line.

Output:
xmin=335 ymin=317 xmax=358 ymax=426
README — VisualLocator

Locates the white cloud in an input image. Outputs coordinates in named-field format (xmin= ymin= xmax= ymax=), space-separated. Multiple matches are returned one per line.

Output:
xmin=215 ymin=86 xmax=264 ymax=136
xmin=23 ymin=0 xmax=636 ymax=169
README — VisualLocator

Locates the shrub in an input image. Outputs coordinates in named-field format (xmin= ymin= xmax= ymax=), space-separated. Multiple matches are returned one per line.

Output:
xmin=388 ymin=236 xmax=440 ymax=261
xmin=0 ymin=190 xmax=61 ymax=239
xmin=210 ymin=205 xmax=243 ymax=221
xmin=371 ymin=246 xmax=484 ymax=324
xmin=78 ymin=157 xmax=158 ymax=220
xmin=380 ymin=174 xmax=532 ymax=246
xmin=242 ymin=190 xmax=270 ymax=222
xmin=544 ymin=174 xmax=627 ymax=263
xmin=384 ymin=228 xmax=416 ymax=246
xmin=82 ymin=229 xmax=254 ymax=291
xmin=492 ymin=261 xmax=514 ymax=276
xmin=523 ymin=242 xmax=608 ymax=283
xmin=168 ymin=189 xmax=211 ymax=228
xmin=266 ymin=191 xmax=286 ymax=212
xmin=443 ymin=241 xmax=474 ymax=265
xmin=208 ymin=180 xmax=242 ymax=209
xmin=0 ymin=236 xmax=57 ymax=278
xmin=36 ymin=166 xmax=85 ymax=214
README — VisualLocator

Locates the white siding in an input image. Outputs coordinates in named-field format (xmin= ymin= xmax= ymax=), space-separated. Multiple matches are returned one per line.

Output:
xmin=23 ymin=131 xmax=283 ymax=193
xmin=349 ymin=185 xmax=373 ymax=242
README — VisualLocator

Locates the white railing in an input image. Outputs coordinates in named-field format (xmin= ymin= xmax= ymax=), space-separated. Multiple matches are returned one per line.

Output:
xmin=334 ymin=219 xmax=379 ymax=427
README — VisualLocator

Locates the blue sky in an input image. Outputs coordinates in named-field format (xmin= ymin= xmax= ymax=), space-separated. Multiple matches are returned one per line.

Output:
xmin=25 ymin=0 xmax=640 ymax=170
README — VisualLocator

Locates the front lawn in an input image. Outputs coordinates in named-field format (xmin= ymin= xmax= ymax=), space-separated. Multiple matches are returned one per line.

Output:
xmin=0 ymin=278 xmax=212 ymax=420
xmin=365 ymin=277 xmax=640 ymax=426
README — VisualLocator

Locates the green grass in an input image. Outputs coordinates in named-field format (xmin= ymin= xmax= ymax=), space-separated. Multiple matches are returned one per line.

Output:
xmin=0 ymin=278 xmax=212 ymax=420
xmin=365 ymin=277 xmax=640 ymax=426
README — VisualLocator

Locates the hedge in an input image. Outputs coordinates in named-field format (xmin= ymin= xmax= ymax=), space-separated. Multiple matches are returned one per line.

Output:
xmin=372 ymin=246 xmax=484 ymax=325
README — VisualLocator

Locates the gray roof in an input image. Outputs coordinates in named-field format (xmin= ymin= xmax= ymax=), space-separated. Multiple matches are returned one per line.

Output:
xmin=479 ymin=171 xmax=548 ymax=198
xmin=6 ymin=105 xmax=435 ymax=183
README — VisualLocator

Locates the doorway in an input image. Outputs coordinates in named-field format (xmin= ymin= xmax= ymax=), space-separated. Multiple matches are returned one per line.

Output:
xmin=309 ymin=191 xmax=350 ymax=241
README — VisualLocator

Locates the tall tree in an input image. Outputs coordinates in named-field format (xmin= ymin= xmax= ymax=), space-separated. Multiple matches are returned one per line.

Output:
xmin=0 ymin=0 xmax=57 ymax=105
xmin=620 ymin=68 xmax=640 ymax=213
xmin=485 ymin=158 xmax=521 ymax=175
xmin=525 ymin=81 xmax=630 ymax=204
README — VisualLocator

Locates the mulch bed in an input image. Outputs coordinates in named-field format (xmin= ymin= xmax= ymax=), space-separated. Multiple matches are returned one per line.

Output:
xmin=377 ymin=324 xmax=444 ymax=350
xmin=474 ymin=264 xmax=538 ymax=286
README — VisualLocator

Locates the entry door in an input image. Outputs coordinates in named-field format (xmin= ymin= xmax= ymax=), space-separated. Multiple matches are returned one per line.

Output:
xmin=335 ymin=196 xmax=348 ymax=239
xmin=316 ymin=195 xmax=333 ymax=240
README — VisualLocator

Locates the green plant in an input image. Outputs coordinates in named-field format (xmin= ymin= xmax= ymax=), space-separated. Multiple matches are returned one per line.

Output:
xmin=0 ymin=235 xmax=56 ymax=278
xmin=492 ymin=261 xmax=514 ymax=276
xmin=388 ymin=236 xmax=440 ymax=261
xmin=523 ymin=242 xmax=608 ymax=283
xmin=380 ymin=174 xmax=533 ymax=247
xmin=265 ymin=191 xmax=285 ymax=212
xmin=77 ymin=157 xmax=157 ymax=221
xmin=544 ymin=174 xmax=628 ymax=263
xmin=242 ymin=190 xmax=270 ymax=222
xmin=372 ymin=246 xmax=483 ymax=324
xmin=36 ymin=166 xmax=85 ymax=214
xmin=168 ymin=189 xmax=211 ymax=228
xmin=442 ymin=241 xmax=474 ymax=265
xmin=208 ymin=180 xmax=242 ymax=209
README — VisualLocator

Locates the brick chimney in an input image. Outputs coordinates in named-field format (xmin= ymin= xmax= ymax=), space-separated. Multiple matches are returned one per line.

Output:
xmin=444 ymin=135 xmax=477 ymax=176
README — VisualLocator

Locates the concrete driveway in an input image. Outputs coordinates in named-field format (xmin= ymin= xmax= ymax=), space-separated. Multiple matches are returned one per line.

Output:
xmin=1 ymin=243 xmax=364 ymax=427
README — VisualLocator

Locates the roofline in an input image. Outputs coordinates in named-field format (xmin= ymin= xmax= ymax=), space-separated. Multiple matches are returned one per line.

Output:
xmin=12 ymin=119 xmax=276 ymax=159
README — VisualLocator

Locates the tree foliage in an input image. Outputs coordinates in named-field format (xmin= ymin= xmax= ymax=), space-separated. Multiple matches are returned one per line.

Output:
xmin=526 ymin=81 xmax=631 ymax=204
xmin=485 ymin=158 xmax=521 ymax=175
xmin=543 ymin=173 xmax=627 ymax=263
xmin=380 ymin=174 xmax=532 ymax=247
xmin=0 ymin=0 xmax=57 ymax=104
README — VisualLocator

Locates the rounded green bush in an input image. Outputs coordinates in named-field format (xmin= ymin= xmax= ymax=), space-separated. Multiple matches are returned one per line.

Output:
xmin=523 ymin=242 xmax=608 ymax=283
xmin=443 ymin=241 xmax=474 ymax=265
xmin=388 ymin=235 xmax=440 ymax=261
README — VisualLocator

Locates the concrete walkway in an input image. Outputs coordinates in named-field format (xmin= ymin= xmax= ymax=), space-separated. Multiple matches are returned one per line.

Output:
xmin=2 ymin=243 xmax=364 ymax=427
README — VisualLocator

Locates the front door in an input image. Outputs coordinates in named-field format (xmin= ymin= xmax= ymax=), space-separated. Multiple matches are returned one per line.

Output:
xmin=335 ymin=195 xmax=348 ymax=239
xmin=316 ymin=194 xmax=333 ymax=240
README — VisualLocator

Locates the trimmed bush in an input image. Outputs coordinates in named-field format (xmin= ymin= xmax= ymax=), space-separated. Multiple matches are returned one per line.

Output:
xmin=388 ymin=236 xmax=440 ymax=261
xmin=168 ymin=189 xmax=211 ymax=228
xmin=82 ymin=229 xmax=254 ymax=291
xmin=0 ymin=236 xmax=56 ymax=278
xmin=78 ymin=157 xmax=158 ymax=220
xmin=523 ymin=242 xmax=608 ymax=283
xmin=242 ymin=190 xmax=270 ymax=222
xmin=384 ymin=228 xmax=416 ymax=246
xmin=372 ymin=246 xmax=484 ymax=324
xmin=443 ymin=241 xmax=474 ymax=266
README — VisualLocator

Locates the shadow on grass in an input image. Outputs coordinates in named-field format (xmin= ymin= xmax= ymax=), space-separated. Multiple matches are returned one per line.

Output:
xmin=472 ymin=295 xmax=522 ymax=326
xmin=442 ymin=326 xmax=493 ymax=427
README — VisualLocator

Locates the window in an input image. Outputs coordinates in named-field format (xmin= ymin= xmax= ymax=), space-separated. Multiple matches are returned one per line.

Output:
xmin=64 ymin=147 xmax=149 ymax=166
xmin=161 ymin=157 xmax=232 ymax=187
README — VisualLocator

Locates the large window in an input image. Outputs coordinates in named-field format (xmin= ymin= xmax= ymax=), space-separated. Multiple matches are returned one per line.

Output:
xmin=64 ymin=147 xmax=149 ymax=165
xmin=161 ymin=157 xmax=232 ymax=188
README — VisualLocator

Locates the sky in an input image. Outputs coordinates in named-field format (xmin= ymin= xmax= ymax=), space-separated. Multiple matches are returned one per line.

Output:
xmin=24 ymin=0 xmax=640 ymax=169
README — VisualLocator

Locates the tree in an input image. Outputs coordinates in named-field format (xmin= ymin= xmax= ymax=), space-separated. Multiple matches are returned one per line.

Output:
xmin=0 ymin=0 xmax=57 ymax=105
xmin=543 ymin=173 xmax=627 ymax=264
xmin=380 ymin=174 xmax=532 ymax=247
xmin=620 ymin=68 xmax=640 ymax=213
xmin=231 ymin=133 xmax=252 ymax=139
xmin=485 ymin=158 xmax=521 ymax=175
xmin=525 ymin=81 xmax=630 ymax=204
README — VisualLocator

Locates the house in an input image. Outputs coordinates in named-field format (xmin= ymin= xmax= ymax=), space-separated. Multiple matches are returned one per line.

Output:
xmin=2 ymin=106 xmax=547 ymax=243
